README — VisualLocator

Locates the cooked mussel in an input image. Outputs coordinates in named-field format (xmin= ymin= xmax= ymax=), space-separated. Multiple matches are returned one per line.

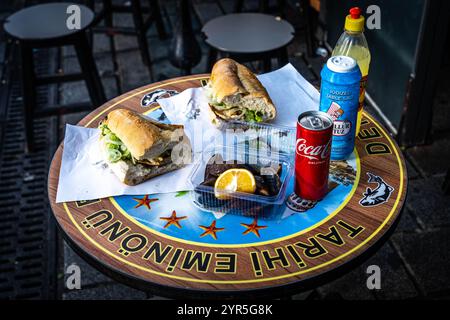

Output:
xmin=262 ymin=171 xmax=281 ymax=196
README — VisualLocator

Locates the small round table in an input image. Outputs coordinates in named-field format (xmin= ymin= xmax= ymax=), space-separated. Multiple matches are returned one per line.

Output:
xmin=202 ymin=13 xmax=295 ymax=71
xmin=48 ymin=75 xmax=408 ymax=299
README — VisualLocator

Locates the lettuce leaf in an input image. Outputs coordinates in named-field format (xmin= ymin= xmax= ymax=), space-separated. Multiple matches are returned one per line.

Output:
xmin=99 ymin=124 xmax=132 ymax=162
xmin=244 ymin=110 xmax=264 ymax=123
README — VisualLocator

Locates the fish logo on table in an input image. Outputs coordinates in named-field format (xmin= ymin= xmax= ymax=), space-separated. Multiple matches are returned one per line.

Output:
xmin=359 ymin=172 xmax=394 ymax=207
xmin=141 ymin=89 xmax=179 ymax=107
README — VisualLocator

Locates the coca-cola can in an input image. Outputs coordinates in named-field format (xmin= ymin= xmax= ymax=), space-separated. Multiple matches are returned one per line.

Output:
xmin=295 ymin=111 xmax=333 ymax=200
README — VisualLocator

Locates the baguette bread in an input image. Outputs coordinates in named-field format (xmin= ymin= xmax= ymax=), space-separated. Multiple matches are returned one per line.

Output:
xmin=206 ymin=58 xmax=276 ymax=125
xmin=100 ymin=108 xmax=191 ymax=186
xmin=103 ymin=150 xmax=186 ymax=186
xmin=103 ymin=108 xmax=183 ymax=160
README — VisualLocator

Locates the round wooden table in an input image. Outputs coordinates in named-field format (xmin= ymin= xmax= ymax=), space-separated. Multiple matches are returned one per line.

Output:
xmin=48 ymin=75 xmax=408 ymax=299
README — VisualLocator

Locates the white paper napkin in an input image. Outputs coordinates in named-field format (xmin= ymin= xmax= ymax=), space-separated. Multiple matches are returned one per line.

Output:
xmin=258 ymin=63 xmax=320 ymax=127
xmin=158 ymin=63 xmax=320 ymax=129
xmin=56 ymin=124 xmax=195 ymax=203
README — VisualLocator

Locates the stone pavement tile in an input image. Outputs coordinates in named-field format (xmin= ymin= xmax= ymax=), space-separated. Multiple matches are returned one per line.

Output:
xmin=153 ymin=57 xmax=208 ymax=82
xmin=103 ymin=77 xmax=121 ymax=100
xmin=113 ymin=8 xmax=134 ymax=28
xmin=60 ymin=81 xmax=88 ymax=105
xmin=405 ymin=177 xmax=450 ymax=229
xmin=63 ymin=243 xmax=115 ymax=289
xmin=148 ymin=34 xmax=210 ymax=64
xmin=431 ymin=53 xmax=450 ymax=133
xmin=391 ymin=228 xmax=450 ymax=296
xmin=117 ymin=50 xmax=153 ymax=91
xmin=289 ymin=43 xmax=327 ymax=88
xmin=368 ymin=242 xmax=418 ymax=300
xmin=93 ymin=33 xmax=111 ymax=55
xmin=291 ymin=290 xmax=316 ymax=300
xmin=316 ymin=240 xmax=419 ymax=300
xmin=288 ymin=55 xmax=318 ymax=84
xmin=406 ymin=136 xmax=450 ymax=176
xmin=395 ymin=204 xmax=421 ymax=233
xmin=63 ymin=282 xmax=146 ymax=300
xmin=112 ymin=10 xmax=170 ymax=51
xmin=59 ymin=112 xmax=90 ymax=138
xmin=316 ymin=262 xmax=376 ymax=300
xmin=147 ymin=37 xmax=172 ymax=63
xmin=405 ymin=157 xmax=421 ymax=180
xmin=148 ymin=295 xmax=172 ymax=300
xmin=115 ymin=33 xmax=140 ymax=53
xmin=117 ymin=48 xmax=208 ymax=92
xmin=191 ymin=52 xmax=208 ymax=74
xmin=62 ymin=45 xmax=75 ymax=58
xmin=61 ymin=55 xmax=114 ymax=78
xmin=219 ymin=0 xmax=238 ymax=14
xmin=60 ymin=76 xmax=117 ymax=105
xmin=62 ymin=33 xmax=110 ymax=58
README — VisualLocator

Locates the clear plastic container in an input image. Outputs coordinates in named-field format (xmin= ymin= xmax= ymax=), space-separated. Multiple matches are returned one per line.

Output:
xmin=220 ymin=120 xmax=296 ymax=156
xmin=189 ymin=145 xmax=293 ymax=218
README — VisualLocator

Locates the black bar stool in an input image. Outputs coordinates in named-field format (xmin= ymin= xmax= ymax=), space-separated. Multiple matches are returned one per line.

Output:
xmin=4 ymin=3 xmax=106 ymax=152
xmin=202 ymin=13 xmax=294 ymax=72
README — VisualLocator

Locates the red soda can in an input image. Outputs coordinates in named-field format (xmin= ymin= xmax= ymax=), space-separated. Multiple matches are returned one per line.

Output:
xmin=295 ymin=111 xmax=333 ymax=200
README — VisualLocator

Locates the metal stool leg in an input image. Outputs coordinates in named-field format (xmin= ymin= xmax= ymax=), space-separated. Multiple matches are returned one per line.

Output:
xmin=74 ymin=32 xmax=107 ymax=107
xmin=277 ymin=47 xmax=289 ymax=67
xmin=262 ymin=57 xmax=272 ymax=72
xmin=207 ymin=47 xmax=218 ymax=71
xmin=84 ymin=0 xmax=95 ymax=45
xmin=131 ymin=0 xmax=154 ymax=80
xmin=103 ymin=0 xmax=113 ymax=30
xmin=276 ymin=0 xmax=286 ymax=18
xmin=102 ymin=0 xmax=122 ymax=94
xmin=303 ymin=0 xmax=315 ymax=57
xmin=149 ymin=0 xmax=167 ymax=40
xmin=19 ymin=43 xmax=36 ymax=153
xmin=234 ymin=0 xmax=244 ymax=12
xmin=259 ymin=0 xmax=269 ymax=13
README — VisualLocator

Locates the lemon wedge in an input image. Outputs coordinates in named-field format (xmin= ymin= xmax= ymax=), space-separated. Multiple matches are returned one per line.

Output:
xmin=214 ymin=169 xmax=256 ymax=200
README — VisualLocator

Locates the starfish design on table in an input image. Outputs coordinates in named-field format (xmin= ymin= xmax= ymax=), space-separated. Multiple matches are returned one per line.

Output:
xmin=199 ymin=220 xmax=224 ymax=240
xmin=159 ymin=210 xmax=187 ymax=229
xmin=132 ymin=195 xmax=158 ymax=210
xmin=241 ymin=218 xmax=267 ymax=238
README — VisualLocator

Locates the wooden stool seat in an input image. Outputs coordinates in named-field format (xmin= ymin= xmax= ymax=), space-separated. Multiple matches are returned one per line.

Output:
xmin=4 ymin=3 xmax=93 ymax=42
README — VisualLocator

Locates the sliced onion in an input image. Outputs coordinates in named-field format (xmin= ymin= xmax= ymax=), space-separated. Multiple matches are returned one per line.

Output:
xmin=105 ymin=138 xmax=121 ymax=146
xmin=108 ymin=149 xmax=122 ymax=163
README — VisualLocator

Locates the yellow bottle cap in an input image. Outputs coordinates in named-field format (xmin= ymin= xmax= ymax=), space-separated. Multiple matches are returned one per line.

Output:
xmin=344 ymin=7 xmax=365 ymax=32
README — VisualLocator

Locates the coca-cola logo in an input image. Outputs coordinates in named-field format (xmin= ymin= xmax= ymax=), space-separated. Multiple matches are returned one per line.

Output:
xmin=296 ymin=138 xmax=331 ymax=160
